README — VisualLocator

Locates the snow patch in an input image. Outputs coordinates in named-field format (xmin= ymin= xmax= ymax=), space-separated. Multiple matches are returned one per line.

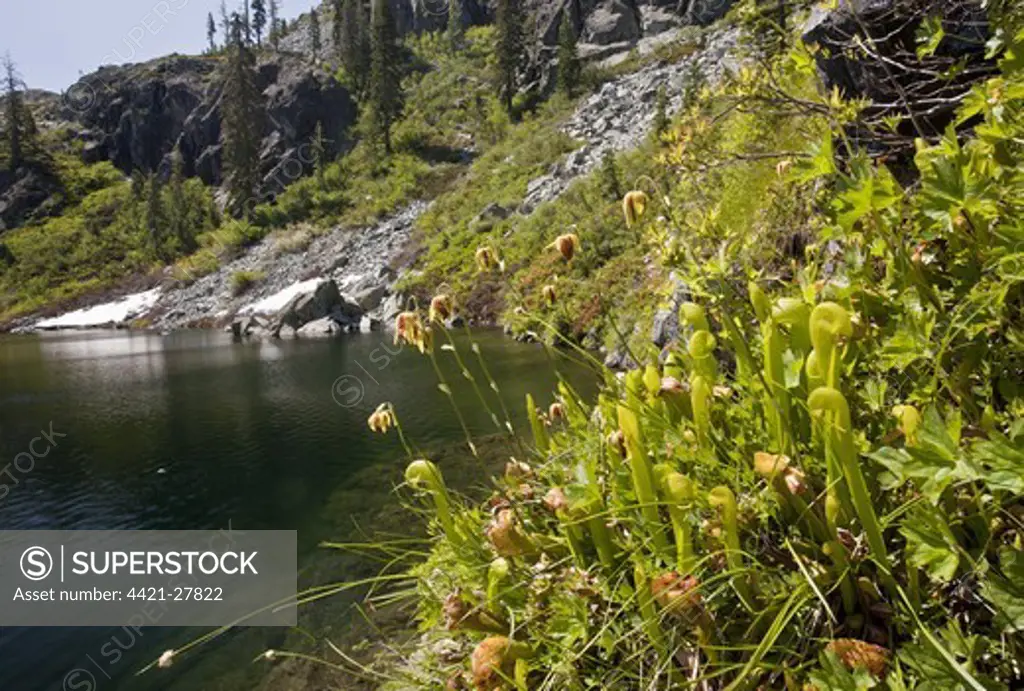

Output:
xmin=36 ymin=289 xmax=163 ymax=329
xmin=238 ymin=278 xmax=324 ymax=315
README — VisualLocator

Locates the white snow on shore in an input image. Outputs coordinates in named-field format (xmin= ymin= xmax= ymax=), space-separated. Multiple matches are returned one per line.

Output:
xmin=35 ymin=289 xmax=163 ymax=329
xmin=238 ymin=278 xmax=324 ymax=315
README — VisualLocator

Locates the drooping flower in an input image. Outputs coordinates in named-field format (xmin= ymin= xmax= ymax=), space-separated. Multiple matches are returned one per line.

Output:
xmin=650 ymin=572 xmax=703 ymax=616
xmin=623 ymin=190 xmax=649 ymax=227
xmin=475 ymin=246 xmax=501 ymax=273
xmin=367 ymin=403 xmax=396 ymax=434
xmin=262 ymin=649 xmax=277 ymax=661
xmin=429 ymin=293 xmax=455 ymax=323
xmin=471 ymin=637 xmax=532 ymax=691
xmin=443 ymin=590 xmax=507 ymax=634
xmin=542 ymin=284 xmax=557 ymax=306
xmin=752 ymin=452 xmax=807 ymax=495
xmin=548 ymin=233 xmax=580 ymax=261
xmin=548 ymin=401 xmax=566 ymax=422
xmin=157 ymin=649 xmax=175 ymax=669
xmin=607 ymin=429 xmax=626 ymax=457
xmin=543 ymin=487 xmax=568 ymax=513
xmin=775 ymin=159 xmax=792 ymax=177
xmin=826 ymin=639 xmax=889 ymax=679
xmin=504 ymin=459 xmax=533 ymax=480
xmin=658 ymin=376 xmax=686 ymax=396
xmin=485 ymin=509 xmax=536 ymax=557
xmin=395 ymin=311 xmax=430 ymax=353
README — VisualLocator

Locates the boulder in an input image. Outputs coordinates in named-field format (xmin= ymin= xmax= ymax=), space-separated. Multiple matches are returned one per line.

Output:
xmin=353 ymin=284 xmax=388 ymax=312
xmin=271 ymin=279 xmax=364 ymax=337
xmin=296 ymin=316 xmax=343 ymax=338
xmin=584 ymin=1 xmax=643 ymax=45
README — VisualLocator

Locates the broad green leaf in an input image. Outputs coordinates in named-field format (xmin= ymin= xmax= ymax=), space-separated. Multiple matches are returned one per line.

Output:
xmin=806 ymin=650 xmax=879 ymax=691
xmin=900 ymin=505 xmax=960 ymax=582
xmin=982 ymin=547 xmax=1024 ymax=633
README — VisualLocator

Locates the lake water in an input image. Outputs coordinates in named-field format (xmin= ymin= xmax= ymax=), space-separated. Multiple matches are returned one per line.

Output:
xmin=0 ymin=329 xmax=590 ymax=691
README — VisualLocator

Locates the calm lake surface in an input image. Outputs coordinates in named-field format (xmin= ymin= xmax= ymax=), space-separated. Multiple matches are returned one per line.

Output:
xmin=0 ymin=328 xmax=591 ymax=691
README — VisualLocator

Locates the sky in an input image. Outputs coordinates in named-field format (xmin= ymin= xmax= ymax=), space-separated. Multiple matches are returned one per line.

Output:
xmin=0 ymin=0 xmax=320 ymax=92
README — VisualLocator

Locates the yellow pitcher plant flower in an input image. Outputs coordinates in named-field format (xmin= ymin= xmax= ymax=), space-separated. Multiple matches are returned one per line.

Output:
xmin=548 ymin=233 xmax=580 ymax=261
xmin=394 ymin=310 xmax=430 ymax=353
xmin=367 ymin=403 xmax=395 ymax=434
xmin=622 ymin=190 xmax=649 ymax=227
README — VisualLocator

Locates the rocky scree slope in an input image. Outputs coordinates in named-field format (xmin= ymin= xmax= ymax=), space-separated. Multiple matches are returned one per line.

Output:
xmin=144 ymin=26 xmax=740 ymax=335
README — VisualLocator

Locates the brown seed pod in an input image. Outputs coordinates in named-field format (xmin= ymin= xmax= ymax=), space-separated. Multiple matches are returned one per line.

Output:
xmin=826 ymin=639 xmax=889 ymax=679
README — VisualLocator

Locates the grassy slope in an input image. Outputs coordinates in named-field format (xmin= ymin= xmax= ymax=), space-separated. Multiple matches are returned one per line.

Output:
xmin=358 ymin=24 xmax=1024 ymax=691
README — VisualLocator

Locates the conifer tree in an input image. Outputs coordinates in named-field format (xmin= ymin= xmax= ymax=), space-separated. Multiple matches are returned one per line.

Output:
xmin=331 ymin=0 xmax=344 ymax=61
xmin=312 ymin=120 xmax=326 ymax=188
xmin=340 ymin=0 xmax=369 ymax=90
xmin=220 ymin=1 xmax=231 ymax=46
xmin=494 ymin=0 xmax=523 ymax=113
xmin=243 ymin=0 xmax=252 ymax=44
xmin=2 ymin=55 xmax=39 ymax=171
xmin=269 ymin=0 xmax=281 ymax=50
xmin=447 ymin=0 xmax=464 ymax=46
xmin=368 ymin=0 xmax=403 ymax=153
xmin=599 ymin=150 xmax=622 ymax=202
xmin=221 ymin=13 xmax=265 ymax=218
xmin=556 ymin=10 xmax=580 ymax=97
xmin=145 ymin=172 xmax=168 ymax=259
xmin=252 ymin=0 xmax=267 ymax=46
xmin=167 ymin=149 xmax=197 ymax=253
xmin=653 ymin=85 xmax=669 ymax=138
xmin=207 ymin=12 xmax=218 ymax=52
xmin=309 ymin=7 xmax=322 ymax=61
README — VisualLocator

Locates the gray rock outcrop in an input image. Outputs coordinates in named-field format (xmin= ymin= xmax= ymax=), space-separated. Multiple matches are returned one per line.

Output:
xmin=60 ymin=53 xmax=356 ymax=193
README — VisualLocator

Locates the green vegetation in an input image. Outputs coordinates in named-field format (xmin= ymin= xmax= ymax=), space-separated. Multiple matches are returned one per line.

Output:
xmin=0 ymin=156 xmax=218 ymax=319
xmin=321 ymin=20 xmax=1024 ymax=691
xmin=229 ymin=268 xmax=266 ymax=295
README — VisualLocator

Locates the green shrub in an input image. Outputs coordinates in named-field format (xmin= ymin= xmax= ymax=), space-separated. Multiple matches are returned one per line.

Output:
xmin=229 ymin=269 xmax=266 ymax=296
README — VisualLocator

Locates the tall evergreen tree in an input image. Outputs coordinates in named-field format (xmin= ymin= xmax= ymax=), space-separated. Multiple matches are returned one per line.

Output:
xmin=312 ymin=120 xmax=326 ymax=188
xmin=221 ymin=13 xmax=265 ymax=218
xmin=220 ymin=1 xmax=231 ymax=46
xmin=331 ymin=0 xmax=344 ymax=62
xmin=2 ymin=54 xmax=38 ymax=171
xmin=243 ymin=0 xmax=252 ymax=44
xmin=167 ymin=149 xmax=197 ymax=253
xmin=269 ymin=0 xmax=281 ymax=50
xmin=653 ymin=85 xmax=669 ymax=138
xmin=447 ymin=0 xmax=464 ymax=46
xmin=145 ymin=172 xmax=168 ymax=259
xmin=494 ymin=0 xmax=523 ymax=113
xmin=207 ymin=12 xmax=218 ymax=52
xmin=368 ymin=0 xmax=403 ymax=153
xmin=556 ymin=10 xmax=580 ymax=97
xmin=341 ymin=0 xmax=370 ymax=91
xmin=252 ymin=0 xmax=267 ymax=46
xmin=309 ymin=7 xmax=322 ymax=61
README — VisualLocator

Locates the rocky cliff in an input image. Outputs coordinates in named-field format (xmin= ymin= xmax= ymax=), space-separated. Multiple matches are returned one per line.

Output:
xmin=60 ymin=52 xmax=356 ymax=193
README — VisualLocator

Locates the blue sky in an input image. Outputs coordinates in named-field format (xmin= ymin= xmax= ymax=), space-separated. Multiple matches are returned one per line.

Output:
xmin=0 ymin=0 xmax=320 ymax=92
